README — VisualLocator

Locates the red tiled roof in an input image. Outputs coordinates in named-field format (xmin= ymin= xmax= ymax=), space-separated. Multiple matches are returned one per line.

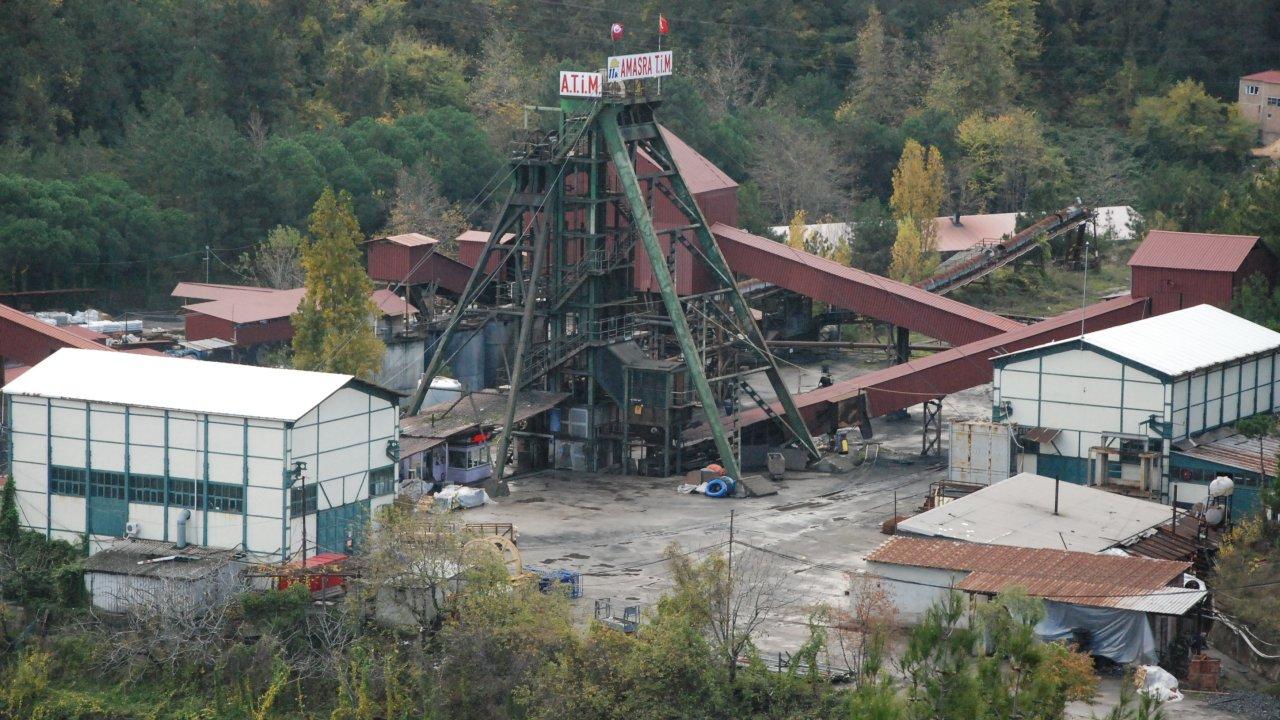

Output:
xmin=1128 ymin=230 xmax=1263 ymax=272
xmin=1243 ymin=70 xmax=1280 ymax=84
xmin=866 ymin=536 xmax=1190 ymax=610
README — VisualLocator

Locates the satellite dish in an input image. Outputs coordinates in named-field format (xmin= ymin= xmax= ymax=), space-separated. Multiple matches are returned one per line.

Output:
xmin=1209 ymin=475 xmax=1235 ymax=498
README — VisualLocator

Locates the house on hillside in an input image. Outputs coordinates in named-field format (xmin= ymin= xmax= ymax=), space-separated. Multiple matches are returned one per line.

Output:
xmin=1240 ymin=70 xmax=1280 ymax=145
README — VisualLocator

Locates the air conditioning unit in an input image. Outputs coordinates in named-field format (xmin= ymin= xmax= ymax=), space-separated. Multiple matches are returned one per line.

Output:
xmin=124 ymin=521 xmax=142 ymax=538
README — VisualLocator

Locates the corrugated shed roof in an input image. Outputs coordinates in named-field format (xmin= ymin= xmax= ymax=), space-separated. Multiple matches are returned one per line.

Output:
xmin=867 ymin=536 xmax=1200 ymax=613
xmin=3 ymin=348 xmax=362 ymax=422
xmin=370 ymin=289 xmax=417 ymax=317
xmin=172 ymin=281 xmax=281 ymax=302
xmin=373 ymin=233 xmax=438 ymax=248
xmin=1176 ymin=432 xmax=1280 ymax=477
xmin=932 ymin=213 xmax=1019 ymax=253
xmin=1243 ymin=70 xmax=1280 ymax=84
xmin=84 ymin=539 xmax=241 ymax=579
xmin=182 ymin=288 xmax=306 ymax=324
xmin=895 ymin=472 xmax=1173 ymax=553
xmin=1127 ymin=230 xmax=1262 ymax=272
xmin=0 ymin=302 xmax=113 ymax=352
xmin=401 ymin=390 xmax=568 ymax=444
xmin=1000 ymin=304 xmax=1280 ymax=378
xmin=456 ymin=230 xmax=516 ymax=245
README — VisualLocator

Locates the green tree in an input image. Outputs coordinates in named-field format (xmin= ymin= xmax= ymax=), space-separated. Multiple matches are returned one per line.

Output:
xmin=926 ymin=7 xmax=1017 ymax=119
xmin=889 ymin=214 xmax=937 ymax=283
xmin=1130 ymin=80 xmax=1254 ymax=167
xmin=786 ymin=209 xmax=809 ymax=251
xmin=0 ymin=478 xmax=19 ymax=543
xmin=957 ymin=109 xmax=1066 ymax=212
xmin=888 ymin=140 xmax=944 ymax=282
xmin=1232 ymin=273 xmax=1280 ymax=331
xmin=292 ymin=188 xmax=384 ymax=379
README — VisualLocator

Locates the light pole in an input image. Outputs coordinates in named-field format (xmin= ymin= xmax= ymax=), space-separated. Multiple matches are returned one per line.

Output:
xmin=286 ymin=460 xmax=308 ymax=563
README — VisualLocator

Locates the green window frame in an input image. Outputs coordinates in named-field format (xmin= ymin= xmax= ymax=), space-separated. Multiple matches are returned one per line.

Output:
xmin=205 ymin=482 xmax=244 ymax=514
xmin=168 ymin=478 xmax=197 ymax=508
xmin=369 ymin=466 xmax=396 ymax=497
xmin=290 ymin=484 xmax=317 ymax=516
xmin=90 ymin=469 xmax=126 ymax=500
xmin=128 ymin=475 xmax=166 ymax=505
xmin=49 ymin=465 xmax=87 ymax=496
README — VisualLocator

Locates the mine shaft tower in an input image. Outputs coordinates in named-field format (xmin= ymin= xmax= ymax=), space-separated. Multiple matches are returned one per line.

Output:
xmin=408 ymin=86 xmax=820 ymax=480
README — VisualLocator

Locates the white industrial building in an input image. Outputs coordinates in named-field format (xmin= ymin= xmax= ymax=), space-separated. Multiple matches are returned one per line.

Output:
xmin=992 ymin=305 xmax=1280 ymax=498
xmin=2 ymin=349 xmax=400 ymax=559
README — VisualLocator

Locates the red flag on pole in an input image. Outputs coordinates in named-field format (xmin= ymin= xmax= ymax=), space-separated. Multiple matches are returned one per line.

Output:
xmin=610 ymin=22 xmax=624 ymax=41
xmin=659 ymin=14 xmax=669 ymax=35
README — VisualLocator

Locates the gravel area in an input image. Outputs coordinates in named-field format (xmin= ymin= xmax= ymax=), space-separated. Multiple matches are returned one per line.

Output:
xmin=1209 ymin=692 xmax=1280 ymax=720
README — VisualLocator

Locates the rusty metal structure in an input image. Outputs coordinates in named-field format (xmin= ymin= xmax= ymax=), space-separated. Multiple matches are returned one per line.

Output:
xmin=406 ymin=88 xmax=820 ymax=481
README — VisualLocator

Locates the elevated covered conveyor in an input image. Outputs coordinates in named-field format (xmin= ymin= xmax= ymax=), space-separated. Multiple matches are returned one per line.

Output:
xmin=711 ymin=223 xmax=1024 ymax=346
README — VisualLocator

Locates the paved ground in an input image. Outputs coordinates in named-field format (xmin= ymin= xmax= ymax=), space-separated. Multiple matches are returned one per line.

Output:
xmin=462 ymin=376 xmax=1237 ymax=718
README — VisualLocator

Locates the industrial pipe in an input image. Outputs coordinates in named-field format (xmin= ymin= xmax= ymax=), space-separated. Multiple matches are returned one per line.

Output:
xmin=176 ymin=508 xmax=191 ymax=549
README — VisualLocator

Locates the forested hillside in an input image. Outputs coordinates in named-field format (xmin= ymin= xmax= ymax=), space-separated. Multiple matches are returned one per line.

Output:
xmin=3 ymin=0 xmax=1280 ymax=303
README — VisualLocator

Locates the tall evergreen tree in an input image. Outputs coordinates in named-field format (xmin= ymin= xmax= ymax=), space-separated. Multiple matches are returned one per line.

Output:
xmin=292 ymin=188 xmax=384 ymax=379
xmin=0 ymin=476 xmax=19 ymax=542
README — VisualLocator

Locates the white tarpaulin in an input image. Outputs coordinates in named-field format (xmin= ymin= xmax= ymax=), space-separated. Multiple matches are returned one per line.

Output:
xmin=1034 ymin=601 xmax=1157 ymax=665
xmin=433 ymin=485 xmax=492 ymax=512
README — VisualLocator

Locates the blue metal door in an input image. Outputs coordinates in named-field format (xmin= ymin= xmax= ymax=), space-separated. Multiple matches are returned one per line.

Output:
xmin=316 ymin=501 xmax=369 ymax=554
xmin=88 ymin=471 xmax=128 ymax=536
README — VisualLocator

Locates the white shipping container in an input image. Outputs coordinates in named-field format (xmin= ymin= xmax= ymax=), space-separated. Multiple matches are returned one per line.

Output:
xmin=948 ymin=420 xmax=1015 ymax=485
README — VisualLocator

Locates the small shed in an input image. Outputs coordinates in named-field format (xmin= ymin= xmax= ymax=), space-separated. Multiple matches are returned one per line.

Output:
xmin=364 ymin=233 xmax=473 ymax=296
xmin=83 ymin=538 xmax=247 ymax=612
xmin=1128 ymin=230 xmax=1278 ymax=312
xmin=866 ymin=536 xmax=1205 ymax=664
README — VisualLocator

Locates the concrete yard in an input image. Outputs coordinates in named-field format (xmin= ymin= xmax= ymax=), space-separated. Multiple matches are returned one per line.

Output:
xmin=463 ymin=381 xmax=1236 ymax=719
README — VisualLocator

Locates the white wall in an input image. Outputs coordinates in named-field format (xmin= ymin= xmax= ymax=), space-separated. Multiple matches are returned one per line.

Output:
xmin=868 ymin=562 xmax=970 ymax=625
xmin=994 ymin=348 xmax=1167 ymax=460
xmin=1174 ymin=353 xmax=1279 ymax=437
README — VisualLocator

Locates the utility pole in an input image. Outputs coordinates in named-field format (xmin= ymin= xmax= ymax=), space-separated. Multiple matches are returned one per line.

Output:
xmin=204 ymin=245 xmax=211 ymax=284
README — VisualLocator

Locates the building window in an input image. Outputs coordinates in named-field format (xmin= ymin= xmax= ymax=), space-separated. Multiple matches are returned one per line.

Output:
xmin=129 ymin=474 xmax=166 ymax=505
xmin=448 ymin=445 xmax=490 ymax=470
xmin=290 ymin=484 xmax=317 ymax=516
xmin=369 ymin=466 xmax=396 ymax=497
xmin=168 ymin=478 xmax=198 ymax=508
xmin=90 ymin=470 xmax=126 ymax=500
xmin=1248 ymin=84 xmax=1261 ymax=95
xmin=205 ymin=482 xmax=244 ymax=514
xmin=49 ymin=465 xmax=86 ymax=496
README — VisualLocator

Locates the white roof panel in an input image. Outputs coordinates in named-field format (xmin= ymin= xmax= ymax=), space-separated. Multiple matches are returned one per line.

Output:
xmin=3 ymin=348 xmax=357 ymax=422
xmin=998 ymin=304 xmax=1280 ymax=377
xmin=896 ymin=472 xmax=1174 ymax=553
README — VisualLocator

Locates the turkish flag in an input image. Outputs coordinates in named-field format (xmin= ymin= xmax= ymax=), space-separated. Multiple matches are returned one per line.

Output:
xmin=659 ymin=15 xmax=669 ymax=35
xmin=610 ymin=22 xmax=624 ymax=41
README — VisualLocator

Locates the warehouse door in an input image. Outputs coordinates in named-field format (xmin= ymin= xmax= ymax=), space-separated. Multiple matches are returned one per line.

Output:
xmin=316 ymin=500 xmax=369 ymax=554
xmin=87 ymin=471 xmax=128 ymax=536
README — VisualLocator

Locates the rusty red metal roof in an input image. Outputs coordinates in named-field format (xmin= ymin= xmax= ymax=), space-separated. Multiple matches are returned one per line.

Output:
xmin=370 ymin=289 xmax=417 ymax=317
xmin=713 ymin=223 xmax=1024 ymax=345
xmin=172 ymin=281 xmax=280 ymax=302
xmin=1243 ymin=70 xmax=1280 ymax=84
xmin=0 ymin=302 xmax=113 ymax=355
xmin=655 ymin=125 xmax=737 ymax=196
xmin=1176 ymin=432 xmax=1280 ymax=477
xmin=1127 ymin=230 xmax=1263 ymax=272
xmin=867 ymin=536 xmax=1194 ymax=611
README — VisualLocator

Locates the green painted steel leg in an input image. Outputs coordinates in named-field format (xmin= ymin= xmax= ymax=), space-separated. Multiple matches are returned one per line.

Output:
xmin=599 ymin=110 xmax=743 ymax=480
xmin=641 ymin=135 xmax=822 ymax=461
xmin=493 ymin=224 xmax=549 ymax=484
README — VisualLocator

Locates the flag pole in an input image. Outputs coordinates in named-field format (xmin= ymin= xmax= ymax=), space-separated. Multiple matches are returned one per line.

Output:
xmin=657 ymin=30 xmax=662 ymax=94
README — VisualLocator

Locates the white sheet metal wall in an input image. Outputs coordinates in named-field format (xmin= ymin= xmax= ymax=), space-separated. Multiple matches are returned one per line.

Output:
xmin=6 ymin=384 xmax=397 ymax=560
xmin=994 ymin=348 xmax=1168 ymax=464
xmin=867 ymin=562 xmax=970 ymax=625
xmin=285 ymin=386 xmax=399 ymax=558
xmin=948 ymin=421 xmax=1015 ymax=485
xmin=1169 ymin=353 xmax=1280 ymax=438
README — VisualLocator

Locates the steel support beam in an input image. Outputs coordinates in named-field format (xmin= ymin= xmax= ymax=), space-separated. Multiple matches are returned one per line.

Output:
xmin=492 ymin=224 xmax=549 ymax=487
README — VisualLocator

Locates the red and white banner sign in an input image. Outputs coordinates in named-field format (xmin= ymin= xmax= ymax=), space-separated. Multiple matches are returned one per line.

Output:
xmin=559 ymin=71 xmax=602 ymax=97
xmin=606 ymin=51 xmax=673 ymax=82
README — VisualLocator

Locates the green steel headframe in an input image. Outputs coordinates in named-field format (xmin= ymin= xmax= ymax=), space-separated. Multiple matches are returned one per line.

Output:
xmin=406 ymin=94 xmax=820 ymax=480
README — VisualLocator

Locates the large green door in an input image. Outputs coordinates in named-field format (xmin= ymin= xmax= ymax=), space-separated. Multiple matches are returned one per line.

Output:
xmin=88 ymin=471 xmax=128 ymax=536
xmin=316 ymin=501 xmax=369 ymax=554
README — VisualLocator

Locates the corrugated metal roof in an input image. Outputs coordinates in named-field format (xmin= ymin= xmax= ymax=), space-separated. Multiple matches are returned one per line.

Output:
xmin=713 ymin=223 xmax=1024 ymax=345
xmin=3 ymin=348 xmax=364 ymax=422
xmin=1127 ymin=230 xmax=1262 ymax=272
xmin=0 ymin=302 xmax=113 ymax=353
xmin=172 ymin=281 xmax=281 ymax=302
xmin=1176 ymin=432 xmax=1280 ymax=477
xmin=370 ymin=289 xmax=417 ymax=317
xmin=1243 ymin=70 xmax=1280 ymax=84
xmin=895 ymin=472 xmax=1174 ymax=553
xmin=84 ymin=539 xmax=240 ymax=579
xmin=867 ymin=536 xmax=1201 ymax=613
xmin=932 ymin=213 xmax=1019 ymax=253
xmin=655 ymin=125 xmax=737 ymax=195
xmin=456 ymin=230 xmax=516 ymax=245
xmin=372 ymin=232 xmax=438 ymax=247
xmin=400 ymin=390 xmax=568 ymax=452
xmin=183 ymin=286 xmax=412 ymax=324
xmin=1001 ymin=304 xmax=1280 ymax=378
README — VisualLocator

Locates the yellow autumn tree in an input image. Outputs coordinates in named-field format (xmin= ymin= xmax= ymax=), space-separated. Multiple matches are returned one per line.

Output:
xmin=786 ymin=209 xmax=808 ymax=251
xmin=888 ymin=140 xmax=944 ymax=282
